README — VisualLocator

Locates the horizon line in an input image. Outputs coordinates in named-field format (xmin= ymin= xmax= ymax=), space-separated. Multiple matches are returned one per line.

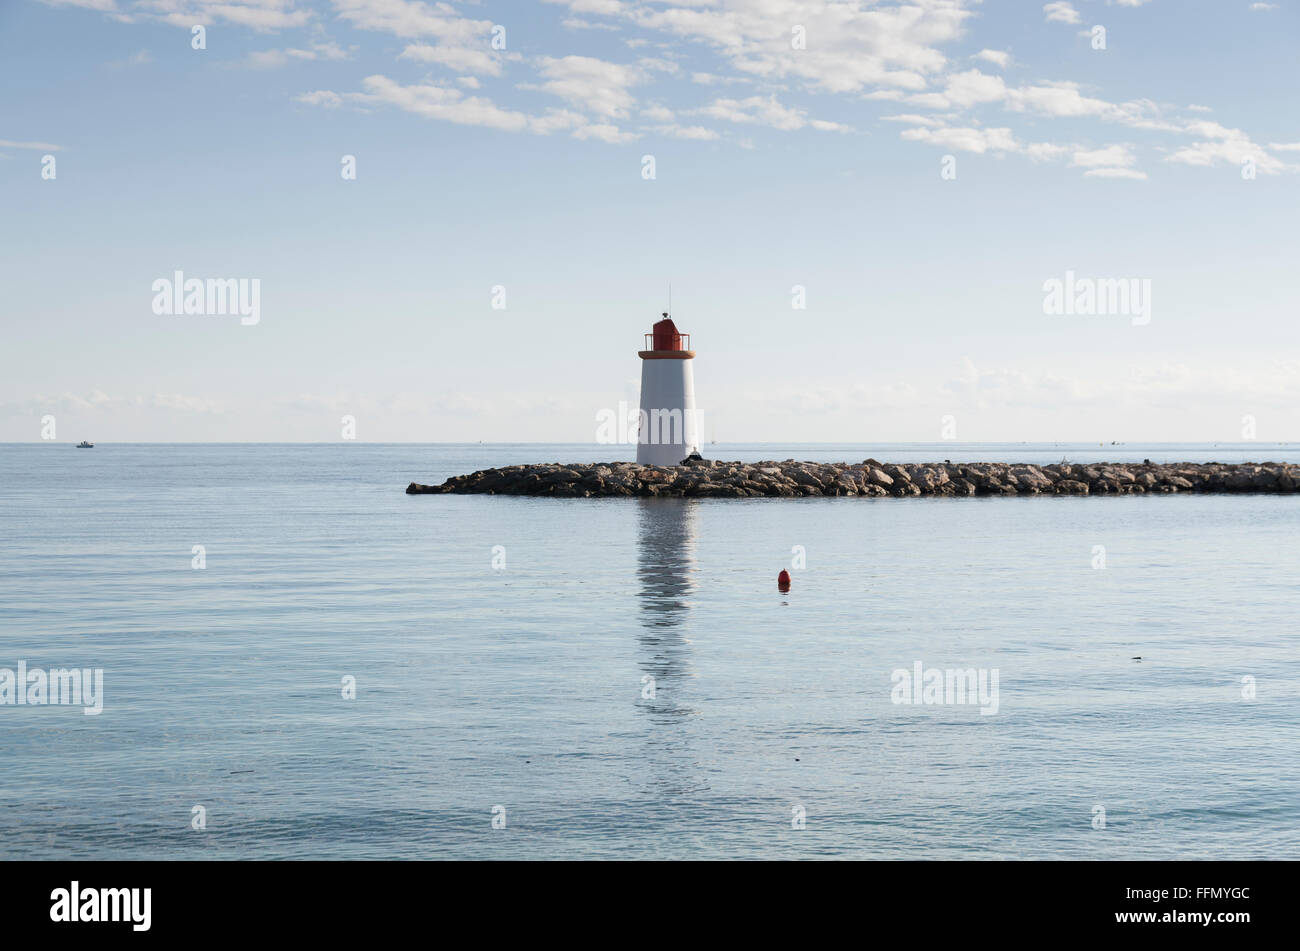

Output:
xmin=3 ymin=440 xmax=1296 ymax=447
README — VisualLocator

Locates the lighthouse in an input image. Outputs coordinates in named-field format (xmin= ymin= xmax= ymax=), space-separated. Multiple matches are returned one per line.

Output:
xmin=637 ymin=313 xmax=700 ymax=466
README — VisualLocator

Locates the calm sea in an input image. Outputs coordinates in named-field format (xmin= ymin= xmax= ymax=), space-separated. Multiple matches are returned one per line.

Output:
xmin=1 ymin=442 xmax=1298 ymax=859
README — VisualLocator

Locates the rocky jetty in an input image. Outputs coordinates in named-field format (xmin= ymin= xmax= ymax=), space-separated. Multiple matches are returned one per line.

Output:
xmin=406 ymin=458 xmax=1300 ymax=498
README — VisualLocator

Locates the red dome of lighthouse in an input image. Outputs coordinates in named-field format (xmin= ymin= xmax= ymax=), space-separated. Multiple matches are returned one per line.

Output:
xmin=651 ymin=315 xmax=684 ymax=351
xmin=640 ymin=313 xmax=694 ymax=359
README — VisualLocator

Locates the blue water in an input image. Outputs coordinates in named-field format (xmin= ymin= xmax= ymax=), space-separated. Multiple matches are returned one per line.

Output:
xmin=1 ymin=443 xmax=1298 ymax=859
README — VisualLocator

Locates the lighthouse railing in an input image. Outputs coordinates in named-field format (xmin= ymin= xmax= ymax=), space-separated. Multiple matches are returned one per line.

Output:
xmin=643 ymin=332 xmax=691 ymax=351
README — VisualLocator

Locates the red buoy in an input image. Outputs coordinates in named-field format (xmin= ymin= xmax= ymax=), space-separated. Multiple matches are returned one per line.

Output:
xmin=777 ymin=569 xmax=791 ymax=591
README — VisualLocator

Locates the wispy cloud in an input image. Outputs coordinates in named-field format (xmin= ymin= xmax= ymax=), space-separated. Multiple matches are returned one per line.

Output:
xmin=109 ymin=49 xmax=152 ymax=67
xmin=695 ymin=95 xmax=850 ymax=133
xmin=1043 ymin=3 xmax=1081 ymax=25
xmin=242 ymin=41 xmax=349 ymax=69
xmin=0 ymin=138 xmax=64 ymax=151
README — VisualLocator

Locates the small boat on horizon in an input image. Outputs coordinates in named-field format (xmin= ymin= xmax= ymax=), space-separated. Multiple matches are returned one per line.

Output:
xmin=76 ymin=441 xmax=94 ymax=448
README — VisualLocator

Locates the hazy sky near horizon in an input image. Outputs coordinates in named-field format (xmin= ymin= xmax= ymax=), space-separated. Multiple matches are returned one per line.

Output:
xmin=2 ymin=0 xmax=1298 ymax=443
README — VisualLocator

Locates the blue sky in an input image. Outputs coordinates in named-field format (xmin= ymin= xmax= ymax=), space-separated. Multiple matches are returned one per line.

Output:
xmin=2 ymin=0 xmax=1298 ymax=442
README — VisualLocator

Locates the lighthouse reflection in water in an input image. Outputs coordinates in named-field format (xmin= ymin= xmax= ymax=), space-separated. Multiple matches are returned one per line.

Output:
xmin=635 ymin=498 xmax=698 ymax=726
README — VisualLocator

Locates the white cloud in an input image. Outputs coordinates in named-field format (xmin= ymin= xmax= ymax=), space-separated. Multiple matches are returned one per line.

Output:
xmin=295 ymin=89 xmax=344 ymax=107
xmin=1070 ymin=144 xmax=1137 ymax=168
xmin=690 ymin=72 xmax=747 ymax=86
xmin=399 ymin=43 xmax=508 ymax=76
xmin=900 ymin=125 xmax=1019 ymax=154
xmin=1083 ymin=167 xmax=1148 ymax=180
xmin=573 ymin=122 xmax=640 ymax=143
xmin=298 ymin=75 xmax=644 ymax=144
xmin=40 ymin=0 xmax=119 ymax=10
xmin=347 ymin=74 xmax=538 ymax=132
xmin=138 ymin=0 xmax=314 ymax=31
xmin=562 ymin=17 xmax=621 ymax=31
xmin=941 ymin=69 xmax=1008 ymax=108
xmin=244 ymin=42 xmax=348 ymax=69
xmin=292 ymin=41 xmax=347 ymax=60
xmin=1022 ymin=141 xmax=1071 ymax=162
xmin=902 ymin=76 xmax=1178 ymax=139
xmin=0 ymin=138 xmax=64 ymax=151
xmin=895 ymin=123 xmax=1073 ymax=163
xmin=1043 ymin=2 xmax=1081 ymax=25
xmin=906 ymin=92 xmax=952 ymax=110
xmin=881 ymin=114 xmax=943 ymax=127
xmin=548 ymin=0 xmax=971 ymax=95
xmin=654 ymin=124 xmax=719 ymax=141
xmin=532 ymin=55 xmax=646 ymax=118
xmin=528 ymin=109 xmax=588 ymax=135
xmin=1166 ymin=141 xmax=1283 ymax=173
xmin=1006 ymin=81 xmax=1115 ymax=118
xmin=331 ymin=0 xmax=490 ymax=41
xmin=543 ymin=0 xmax=626 ymax=16
xmin=1167 ymin=120 xmax=1289 ymax=174
xmin=698 ymin=97 xmax=801 ymax=131
xmin=973 ymin=49 xmax=1010 ymax=69
xmin=637 ymin=56 xmax=679 ymax=75
xmin=695 ymin=95 xmax=848 ymax=132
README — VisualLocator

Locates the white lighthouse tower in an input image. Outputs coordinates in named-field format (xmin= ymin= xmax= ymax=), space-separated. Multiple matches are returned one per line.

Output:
xmin=637 ymin=313 xmax=700 ymax=466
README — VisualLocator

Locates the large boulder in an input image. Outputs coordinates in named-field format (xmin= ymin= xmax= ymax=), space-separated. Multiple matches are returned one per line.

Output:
xmin=866 ymin=467 xmax=894 ymax=488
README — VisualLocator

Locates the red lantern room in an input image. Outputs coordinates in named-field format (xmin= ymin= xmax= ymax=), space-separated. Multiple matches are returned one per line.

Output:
xmin=640 ymin=313 xmax=694 ymax=359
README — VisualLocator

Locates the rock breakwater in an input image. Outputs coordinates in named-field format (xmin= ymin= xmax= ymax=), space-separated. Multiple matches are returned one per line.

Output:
xmin=406 ymin=459 xmax=1300 ymax=498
